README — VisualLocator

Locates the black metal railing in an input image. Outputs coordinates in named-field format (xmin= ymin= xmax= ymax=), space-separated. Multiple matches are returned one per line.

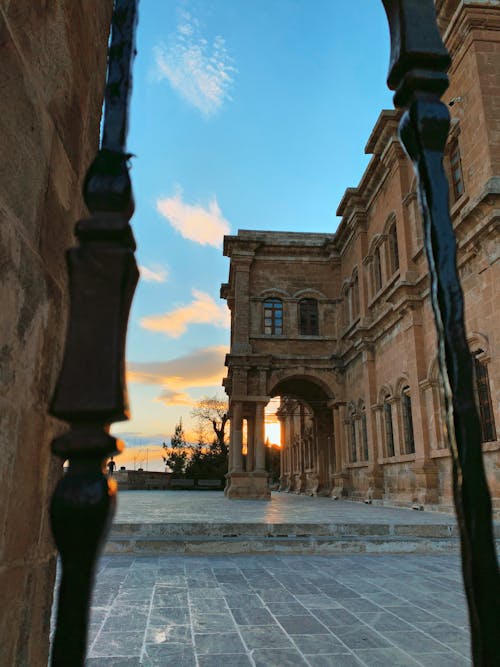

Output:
xmin=49 ymin=1 xmax=139 ymax=665
xmin=382 ymin=2 xmax=500 ymax=665
xmin=47 ymin=1 xmax=499 ymax=665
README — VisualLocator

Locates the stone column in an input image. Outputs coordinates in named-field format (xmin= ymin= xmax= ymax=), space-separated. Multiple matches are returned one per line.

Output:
xmin=232 ymin=257 xmax=252 ymax=354
xmin=246 ymin=416 xmax=255 ymax=472
xmin=331 ymin=401 xmax=349 ymax=497
xmin=362 ymin=346 xmax=383 ymax=499
xmin=230 ymin=401 xmax=243 ymax=473
xmin=254 ymin=401 xmax=266 ymax=472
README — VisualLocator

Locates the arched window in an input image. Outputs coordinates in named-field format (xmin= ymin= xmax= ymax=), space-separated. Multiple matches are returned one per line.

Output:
xmin=299 ymin=298 xmax=319 ymax=336
xmin=473 ymin=351 xmax=496 ymax=442
xmin=263 ymin=298 xmax=283 ymax=335
xmin=401 ymin=386 xmax=415 ymax=454
xmin=342 ymin=288 xmax=350 ymax=328
xmin=383 ymin=395 xmax=395 ymax=457
xmin=351 ymin=274 xmax=360 ymax=320
xmin=361 ymin=403 xmax=369 ymax=461
xmin=388 ymin=222 xmax=399 ymax=274
xmin=350 ymin=411 xmax=357 ymax=463
xmin=373 ymin=246 xmax=382 ymax=294
xmin=449 ymin=139 xmax=464 ymax=202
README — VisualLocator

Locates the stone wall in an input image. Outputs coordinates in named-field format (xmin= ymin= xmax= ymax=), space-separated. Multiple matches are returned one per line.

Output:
xmin=0 ymin=3 xmax=113 ymax=665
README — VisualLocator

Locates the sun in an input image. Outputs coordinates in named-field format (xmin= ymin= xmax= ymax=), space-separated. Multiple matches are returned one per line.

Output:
xmin=265 ymin=421 xmax=281 ymax=447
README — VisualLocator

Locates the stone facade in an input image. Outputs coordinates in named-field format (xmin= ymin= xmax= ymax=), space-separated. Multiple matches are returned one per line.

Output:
xmin=0 ymin=3 xmax=112 ymax=665
xmin=222 ymin=1 xmax=500 ymax=508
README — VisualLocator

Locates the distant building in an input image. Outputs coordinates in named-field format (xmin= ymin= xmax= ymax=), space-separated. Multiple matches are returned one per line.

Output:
xmin=221 ymin=1 xmax=500 ymax=507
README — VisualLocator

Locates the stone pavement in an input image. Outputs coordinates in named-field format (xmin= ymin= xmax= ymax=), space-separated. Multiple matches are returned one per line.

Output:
xmin=85 ymin=552 xmax=472 ymax=667
xmin=113 ymin=491 xmax=458 ymax=526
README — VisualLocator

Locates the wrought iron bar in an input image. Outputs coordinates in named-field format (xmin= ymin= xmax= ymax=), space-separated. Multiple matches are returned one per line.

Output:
xmin=49 ymin=1 xmax=139 ymax=665
xmin=381 ymin=2 xmax=500 ymax=665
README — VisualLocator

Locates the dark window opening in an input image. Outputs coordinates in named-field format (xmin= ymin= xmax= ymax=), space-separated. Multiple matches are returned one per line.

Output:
xmin=299 ymin=298 xmax=319 ymax=336
xmin=473 ymin=352 xmax=496 ymax=442
xmin=384 ymin=397 xmax=395 ymax=457
xmin=450 ymin=141 xmax=464 ymax=202
xmin=361 ymin=410 xmax=369 ymax=461
xmin=263 ymin=298 xmax=283 ymax=335
xmin=402 ymin=386 xmax=415 ymax=454
xmin=388 ymin=223 xmax=399 ymax=274
xmin=373 ymin=247 xmax=382 ymax=294
xmin=352 ymin=275 xmax=360 ymax=320
xmin=350 ymin=416 xmax=357 ymax=463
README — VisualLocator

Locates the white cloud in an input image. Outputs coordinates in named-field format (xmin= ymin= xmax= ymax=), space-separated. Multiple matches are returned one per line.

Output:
xmin=140 ymin=289 xmax=230 ymax=338
xmin=139 ymin=264 xmax=169 ymax=283
xmin=157 ymin=187 xmax=230 ymax=248
xmin=127 ymin=345 xmax=228 ymax=390
xmin=154 ymin=11 xmax=235 ymax=117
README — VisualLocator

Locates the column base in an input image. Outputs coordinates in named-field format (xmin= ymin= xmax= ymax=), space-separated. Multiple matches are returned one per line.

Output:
xmin=304 ymin=471 xmax=319 ymax=497
xmin=413 ymin=459 xmax=439 ymax=505
xmin=366 ymin=465 xmax=384 ymax=501
xmin=226 ymin=472 xmax=271 ymax=500
xmin=329 ymin=472 xmax=350 ymax=499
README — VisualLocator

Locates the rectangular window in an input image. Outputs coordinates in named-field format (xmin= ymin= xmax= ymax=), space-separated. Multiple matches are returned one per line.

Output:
xmin=474 ymin=355 xmax=496 ymax=442
xmin=450 ymin=142 xmax=464 ymax=202
xmin=299 ymin=299 xmax=319 ymax=336
xmin=384 ymin=400 xmax=395 ymax=457
xmin=361 ymin=413 xmax=369 ymax=461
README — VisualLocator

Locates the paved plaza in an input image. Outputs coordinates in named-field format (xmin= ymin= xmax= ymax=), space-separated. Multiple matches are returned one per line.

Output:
xmin=74 ymin=491 xmax=479 ymax=665
xmin=113 ymin=491 xmax=458 ymax=526
xmin=85 ymin=552 xmax=472 ymax=667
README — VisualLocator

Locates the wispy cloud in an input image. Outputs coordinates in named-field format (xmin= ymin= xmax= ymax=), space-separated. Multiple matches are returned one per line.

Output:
xmin=156 ymin=389 xmax=194 ymax=406
xmin=154 ymin=10 xmax=235 ymax=117
xmin=128 ymin=345 xmax=228 ymax=388
xmin=128 ymin=345 xmax=228 ymax=408
xmin=139 ymin=264 xmax=169 ymax=283
xmin=140 ymin=289 xmax=229 ymax=338
xmin=157 ymin=187 xmax=230 ymax=248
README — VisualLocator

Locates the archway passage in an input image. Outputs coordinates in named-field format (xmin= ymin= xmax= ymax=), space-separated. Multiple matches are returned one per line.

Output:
xmin=271 ymin=378 xmax=334 ymax=496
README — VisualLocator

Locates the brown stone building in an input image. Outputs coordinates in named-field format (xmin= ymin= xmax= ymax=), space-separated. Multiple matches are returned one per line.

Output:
xmin=222 ymin=1 xmax=500 ymax=507
xmin=0 ymin=2 xmax=113 ymax=664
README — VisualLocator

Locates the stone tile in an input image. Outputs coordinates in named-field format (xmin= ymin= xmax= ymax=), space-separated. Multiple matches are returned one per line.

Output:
xmin=152 ymin=591 xmax=188 ymax=607
xmin=85 ymin=659 xmax=141 ymax=667
xmin=331 ymin=626 xmax=390 ymax=649
xmin=224 ymin=594 xmax=264 ymax=608
xmin=194 ymin=632 xmax=245 ymax=654
xmin=232 ymin=607 xmax=276 ymax=625
xmin=357 ymin=611 xmax=414 ymax=632
xmin=88 ymin=632 xmax=144 ymax=657
xmin=294 ymin=594 xmax=343 ymax=609
xmin=311 ymin=608 xmax=364 ymax=628
xmin=141 ymin=643 xmax=196 ymax=666
xmin=255 ymin=588 xmax=296 ymax=603
xmin=192 ymin=612 xmax=236 ymax=633
xmin=384 ymin=605 xmax=441 ymax=624
xmin=197 ymin=655 xmax=252 ymax=667
xmin=189 ymin=597 xmax=228 ymax=613
xmin=267 ymin=602 xmax=308 ymax=616
xmin=188 ymin=587 xmax=225 ymax=599
xmin=114 ymin=589 xmax=153 ymax=603
xmin=414 ymin=652 xmax=472 ymax=666
xmin=239 ymin=625 xmax=294 ymax=649
xmin=292 ymin=633 xmax=347 ymax=655
xmin=339 ymin=597 xmax=382 ymax=613
xmin=383 ymin=631 xmax=449 ymax=654
xmin=321 ymin=585 xmax=362 ymax=599
xmin=362 ymin=591 xmax=403 ymax=607
xmin=275 ymin=614 xmax=328 ymax=635
xmin=414 ymin=621 xmax=468 ymax=644
xmin=306 ymin=654 xmax=363 ymax=666
xmin=148 ymin=606 xmax=190 ymax=626
xmin=252 ymin=648 xmax=309 ymax=666
xmin=354 ymin=647 xmax=421 ymax=666
xmin=146 ymin=624 xmax=192 ymax=645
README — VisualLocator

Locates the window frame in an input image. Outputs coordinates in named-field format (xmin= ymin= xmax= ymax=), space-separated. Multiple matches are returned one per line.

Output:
xmin=298 ymin=298 xmax=319 ymax=336
xmin=401 ymin=385 xmax=415 ymax=454
xmin=473 ymin=351 xmax=497 ymax=443
xmin=388 ymin=222 xmax=400 ymax=274
xmin=263 ymin=297 xmax=284 ymax=336
xmin=449 ymin=139 xmax=464 ymax=202
xmin=383 ymin=396 xmax=395 ymax=457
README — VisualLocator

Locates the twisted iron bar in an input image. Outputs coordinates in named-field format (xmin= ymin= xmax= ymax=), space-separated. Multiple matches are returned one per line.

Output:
xmin=49 ymin=1 xmax=139 ymax=665
xmin=382 ymin=2 xmax=500 ymax=664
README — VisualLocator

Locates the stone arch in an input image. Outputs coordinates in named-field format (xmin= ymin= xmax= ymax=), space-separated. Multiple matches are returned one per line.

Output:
xmin=394 ymin=373 xmax=411 ymax=396
xmin=378 ymin=383 xmax=394 ymax=403
xmin=382 ymin=211 xmax=397 ymax=235
xmin=258 ymin=287 xmax=291 ymax=298
xmin=293 ymin=288 xmax=327 ymax=299
xmin=268 ymin=371 xmax=336 ymax=402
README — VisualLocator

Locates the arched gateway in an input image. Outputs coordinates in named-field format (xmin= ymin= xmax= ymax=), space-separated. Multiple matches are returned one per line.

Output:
xmin=221 ymin=230 xmax=352 ymax=500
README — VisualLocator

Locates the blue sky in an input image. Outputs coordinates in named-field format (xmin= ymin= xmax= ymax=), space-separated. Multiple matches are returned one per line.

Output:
xmin=112 ymin=0 xmax=394 ymax=468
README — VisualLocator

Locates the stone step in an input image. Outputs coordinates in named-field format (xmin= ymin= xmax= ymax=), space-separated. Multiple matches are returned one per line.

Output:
xmin=105 ymin=533 xmax=475 ymax=556
xmin=105 ymin=521 xmax=500 ymax=555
